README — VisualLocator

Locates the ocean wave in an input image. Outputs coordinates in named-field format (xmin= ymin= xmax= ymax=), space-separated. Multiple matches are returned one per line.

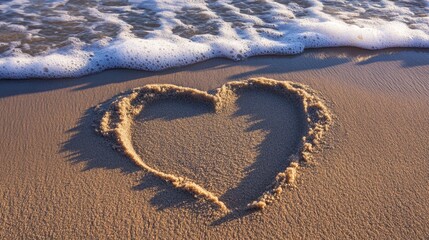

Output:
xmin=1 ymin=0 xmax=429 ymax=79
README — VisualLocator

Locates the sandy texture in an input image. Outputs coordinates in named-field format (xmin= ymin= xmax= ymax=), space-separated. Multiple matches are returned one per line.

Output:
xmin=1 ymin=48 xmax=429 ymax=239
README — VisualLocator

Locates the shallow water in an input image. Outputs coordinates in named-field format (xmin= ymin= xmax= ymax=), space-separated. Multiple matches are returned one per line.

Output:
xmin=1 ymin=0 xmax=429 ymax=78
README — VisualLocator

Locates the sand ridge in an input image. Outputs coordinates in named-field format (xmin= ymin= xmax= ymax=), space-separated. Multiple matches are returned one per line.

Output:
xmin=96 ymin=77 xmax=332 ymax=213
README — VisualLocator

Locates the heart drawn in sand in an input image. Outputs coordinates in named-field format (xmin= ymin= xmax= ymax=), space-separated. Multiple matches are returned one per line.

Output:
xmin=96 ymin=78 xmax=332 ymax=213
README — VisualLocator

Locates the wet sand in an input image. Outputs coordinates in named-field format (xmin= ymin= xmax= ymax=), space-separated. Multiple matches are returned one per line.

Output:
xmin=1 ymin=48 xmax=428 ymax=239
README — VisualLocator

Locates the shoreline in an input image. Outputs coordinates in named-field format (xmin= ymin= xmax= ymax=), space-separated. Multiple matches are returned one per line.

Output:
xmin=1 ymin=47 xmax=429 ymax=98
xmin=1 ymin=46 xmax=429 ymax=80
xmin=1 ymin=48 xmax=428 ymax=238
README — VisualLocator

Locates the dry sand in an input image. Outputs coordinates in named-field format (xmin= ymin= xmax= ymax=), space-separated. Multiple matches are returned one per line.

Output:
xmin=1 ymin=48 xmax=428 ymax=239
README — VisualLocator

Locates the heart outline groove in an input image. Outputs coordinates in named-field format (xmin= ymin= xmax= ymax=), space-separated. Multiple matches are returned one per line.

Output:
xmin=96 ymin=77 xmax=332 ymax=213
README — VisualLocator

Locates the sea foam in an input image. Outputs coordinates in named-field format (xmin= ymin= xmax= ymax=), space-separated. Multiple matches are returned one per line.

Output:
xmin=0 ymin=0 xmax=429 ymax=79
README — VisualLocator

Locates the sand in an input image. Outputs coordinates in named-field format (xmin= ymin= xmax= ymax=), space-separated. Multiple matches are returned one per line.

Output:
xmin=97 ymin=78 xmax=331 ymax=212
xmin=1 ymin=48 xmax=428 ymax=239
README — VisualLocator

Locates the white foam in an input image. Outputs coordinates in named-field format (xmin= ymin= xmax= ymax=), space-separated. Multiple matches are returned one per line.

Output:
xmin=1 ymin=0 xmax=429 ymax=79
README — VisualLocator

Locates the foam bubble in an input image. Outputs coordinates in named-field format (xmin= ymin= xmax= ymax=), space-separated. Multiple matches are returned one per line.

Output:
xmin=1 ymin=0 xmax=429 ymax=79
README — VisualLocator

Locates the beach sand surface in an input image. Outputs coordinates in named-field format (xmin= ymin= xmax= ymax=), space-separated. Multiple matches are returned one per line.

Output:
xmin=1 ymin=48 xmax=428 ymax=239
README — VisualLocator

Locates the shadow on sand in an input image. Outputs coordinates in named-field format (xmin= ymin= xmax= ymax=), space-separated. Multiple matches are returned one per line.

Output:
xmin=61 ymin=106 xmax=207 ymax=212
xmin=61 ymin=86 xmax=307 ymax=224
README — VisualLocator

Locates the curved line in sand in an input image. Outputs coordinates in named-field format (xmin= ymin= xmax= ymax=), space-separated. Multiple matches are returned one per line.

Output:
xmin=96 ymin=77 xmax=332 ymax=213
